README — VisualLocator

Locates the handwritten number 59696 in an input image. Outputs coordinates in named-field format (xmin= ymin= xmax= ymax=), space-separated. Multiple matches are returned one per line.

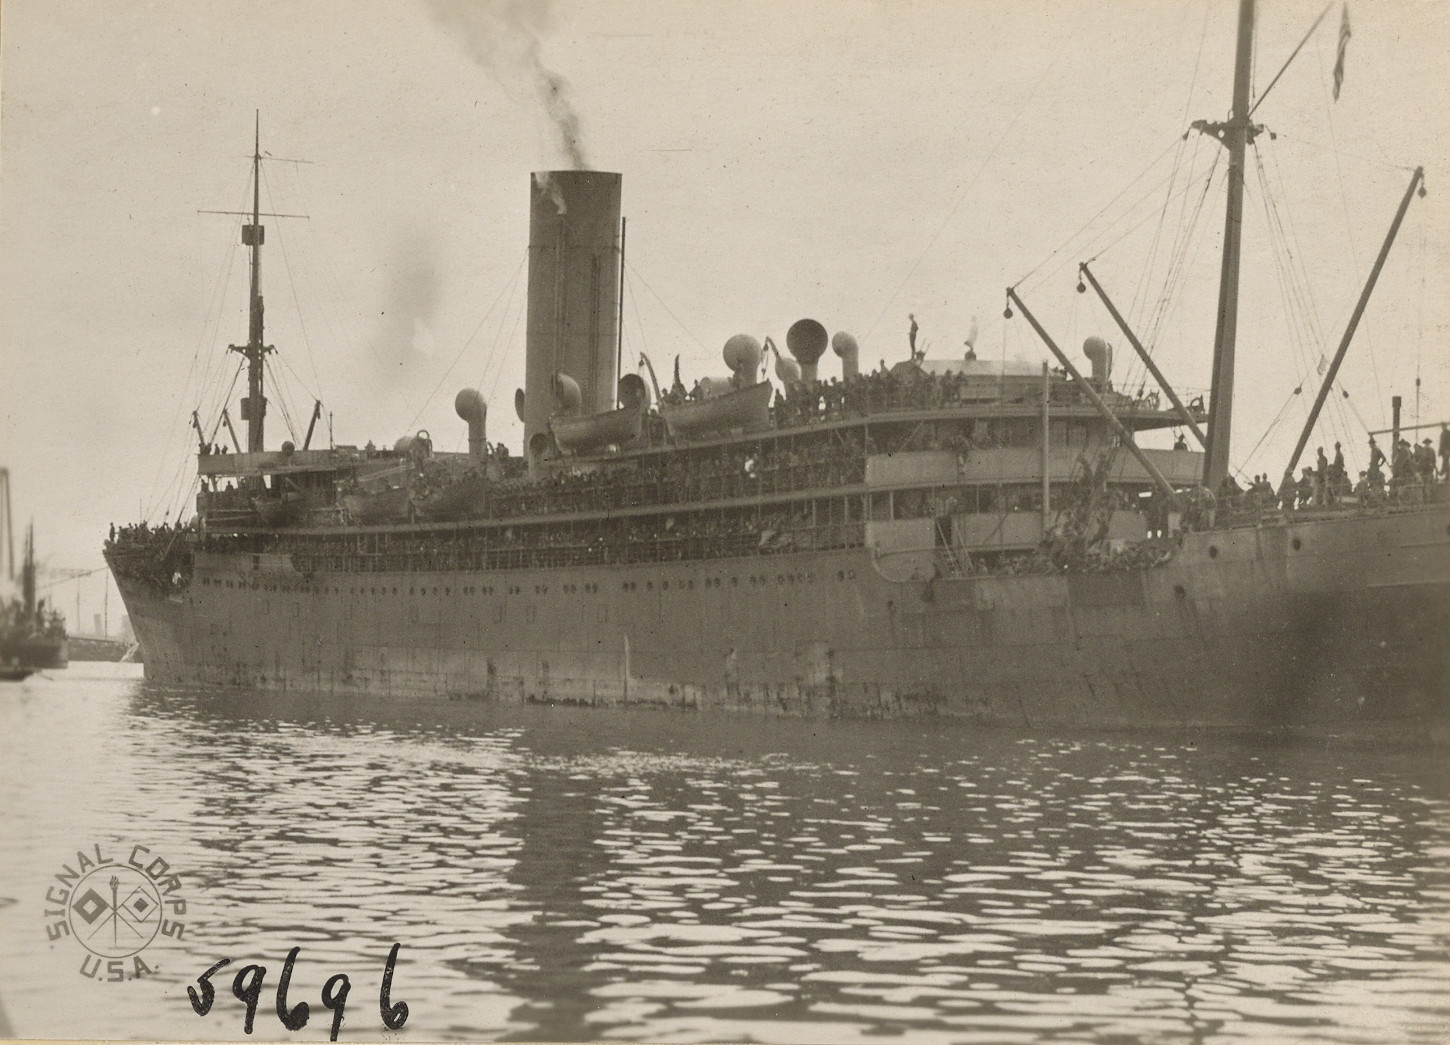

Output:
xmin=188 ymin=943 xmax=407 ymax=1040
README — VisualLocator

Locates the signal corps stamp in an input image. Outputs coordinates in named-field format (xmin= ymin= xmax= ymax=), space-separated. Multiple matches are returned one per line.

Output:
xmin=43 ymin=843 xmax=186 ymax=981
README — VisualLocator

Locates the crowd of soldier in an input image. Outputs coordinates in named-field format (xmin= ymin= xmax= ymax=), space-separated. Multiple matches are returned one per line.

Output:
xmin=1221 ymin=427 xmax=1448 ymax=514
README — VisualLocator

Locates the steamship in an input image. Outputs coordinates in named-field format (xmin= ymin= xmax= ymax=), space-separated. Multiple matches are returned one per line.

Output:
xmin=105 ymin=1 xmax=1450 ymax=731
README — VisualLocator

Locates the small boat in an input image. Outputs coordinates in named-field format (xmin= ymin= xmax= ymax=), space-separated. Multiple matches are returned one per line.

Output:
xmin=342 ymin=485 xmax=411 ymax=524
xmin=660 ymin=381 xmax=772 ymax=440
xmin=551 ymin=404 xmax=645 ymax=454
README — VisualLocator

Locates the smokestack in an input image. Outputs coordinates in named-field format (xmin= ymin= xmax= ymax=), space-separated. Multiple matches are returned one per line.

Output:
xmin=522 ymin=171 xmax=622 ymax=452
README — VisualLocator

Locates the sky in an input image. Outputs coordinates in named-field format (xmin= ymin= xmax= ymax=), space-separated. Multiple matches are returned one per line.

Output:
xmin=2 ymin=0 xmax=1448 ymax=632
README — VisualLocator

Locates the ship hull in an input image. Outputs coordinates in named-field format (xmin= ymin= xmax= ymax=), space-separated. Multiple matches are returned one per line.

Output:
xmin=111 ymin=504 xmax=1450 ymax=731
xmin=0 ymin=633 xmax=68 ymax=671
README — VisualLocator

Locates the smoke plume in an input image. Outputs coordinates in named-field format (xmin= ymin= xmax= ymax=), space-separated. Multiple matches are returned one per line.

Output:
xmin=426 ymin=0 xmax=589 ymax=169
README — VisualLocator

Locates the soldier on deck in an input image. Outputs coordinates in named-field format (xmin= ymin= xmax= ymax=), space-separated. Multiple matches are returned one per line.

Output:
xmin=1297 ymin=467 xmax=1315 ymax=509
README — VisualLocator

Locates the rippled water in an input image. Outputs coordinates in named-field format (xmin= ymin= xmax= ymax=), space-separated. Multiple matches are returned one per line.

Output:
xmin=2 ymin=664 xmax=1449 ymax=1042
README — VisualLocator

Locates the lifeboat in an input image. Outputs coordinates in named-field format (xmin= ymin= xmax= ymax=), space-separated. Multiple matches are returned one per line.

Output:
xmin=550 ymin=404 xmax=645 ymax=454
xmin=660 ymin=381 xmax=772 ymax=440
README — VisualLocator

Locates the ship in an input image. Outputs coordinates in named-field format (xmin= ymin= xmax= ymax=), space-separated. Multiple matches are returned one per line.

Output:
xmin=0 ymin=470 xmax=69 ymax=677
xmin=67 ymin=636 xmax=139 ymax=663
xmin=105 ymin=0 xmax=1449 ymax=731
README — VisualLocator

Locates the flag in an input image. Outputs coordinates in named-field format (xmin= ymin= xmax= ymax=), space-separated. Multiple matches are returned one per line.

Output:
xmin=1333 ymin=3 xmax=1351 ymax=100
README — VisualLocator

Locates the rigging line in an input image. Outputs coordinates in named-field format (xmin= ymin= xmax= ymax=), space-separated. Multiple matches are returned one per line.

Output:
xmin=1238 ymin=388 xmax=1301 ymax=474
xmin=1249 ymin=170 xmax=1317 ymax=401
xmin=36 ymin=566 xmax=110 ymax=592
xmin=1143 ymin=148 xmax=1221 ymax=351
xmin=403 ymin=254 xmax=531 ymax=435
xmin=264 ymin=354 xmax=303 ymax=440
xmin=1249 ymin=2 xmax=1334 ymax=119
xmin=276 ymin=353 xmax=323 ymax=420
xmin=1133 ymin=135 xmax=1194 ymax=323
xmin=280 ymin=165 xmax=381 ymax=408
xmin=1314 ymin=28 xmax=1384 ymax=423
xmin=1075 ymin=158 xmax=1220 ymax=289
xmin=625 ymin=270 xmax=653 ymax=380
xmin=283 ymin=160 xmax=326 ymax=396
xmin=205 ymin=363 xmax=247 ymax=449
xmin=264 ymin=366 xmax=300 ymax=442
xmin=1252 ymin=151 xmax=1318 ymax=375
xmin=1015 ymin=137 xmax=1183 ymax=292
xmin=485 ymin=297 xmax=528 ymax=406
xmin=1046 ymin=150 xmax=1217 ymax=310
xmin=1263 ymin=145 xmax=1328 ymax=350
xmin=144 ymin=185 xmax=250 ymax=518
xmin=261 ymin=161 xmax=323 ymax=400
xmin=283 ymin=173 xmax=394 ymax=408
xmin=1244 ymin=178 xmax=1320 ymax=472
xmin=624 ymin=261 xmax=708 ymax=352
xmin=479 ymin=258 xmax=526 ymax=399
xmin=1265 ymin=131 xmax=1363 ymax=451
xmin=1133 ymin=2 xmax=1214 ymax=326
xmin=862 ymin=50 xmax=1066 ymax=342
xmin=1150 ymin=155 xmax=1220 ymax=356
xmin=470 ymin=252 xmax=527 ymax=393
xmin=207 ymin=361 xmax=248 ymax=439
xmin=165 ymin=472 xmax=201 ymax=529
xmin=1271 ymin=131 xmax=1419 ymax=175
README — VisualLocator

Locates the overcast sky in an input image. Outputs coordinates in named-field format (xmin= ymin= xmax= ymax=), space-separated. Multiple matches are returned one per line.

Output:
xmin=2 ymin=0 xmax=1448 ymax=629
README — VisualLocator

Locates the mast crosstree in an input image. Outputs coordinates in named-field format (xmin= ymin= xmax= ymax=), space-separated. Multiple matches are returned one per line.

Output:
xmin=228 ymin=112 xmax=273 ymax=454
xmin=199 ymin=113 xmax=308 ymax=455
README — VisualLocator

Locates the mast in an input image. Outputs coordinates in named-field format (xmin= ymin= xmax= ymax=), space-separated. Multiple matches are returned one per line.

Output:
xmin=1279 ymin=166 xmax=1425 ymax=488
xmin=0 ymin=468 xmax=11 ymax=581
xmin=1196 ymin=0 xmax=1259 ymax=491
xmin=230 ymin=111 xmax=271 ymax=453
xmin=21 ymin=524 xmax=35 ymax=616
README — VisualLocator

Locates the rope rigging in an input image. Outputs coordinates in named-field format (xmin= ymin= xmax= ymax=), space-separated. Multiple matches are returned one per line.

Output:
xmin=405 ymin=249 xmax=529 ymax=439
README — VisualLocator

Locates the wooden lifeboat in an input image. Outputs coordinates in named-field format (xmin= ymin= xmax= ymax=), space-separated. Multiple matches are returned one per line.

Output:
xmin=660 ymin=381 xmax=772 ymax=440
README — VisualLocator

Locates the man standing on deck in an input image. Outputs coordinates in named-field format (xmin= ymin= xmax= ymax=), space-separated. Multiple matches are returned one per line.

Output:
xmin=1368 ymin=436 xmax=1386 ymax=483
xmin=1440 ymin=423 xmax=1449 ymax=479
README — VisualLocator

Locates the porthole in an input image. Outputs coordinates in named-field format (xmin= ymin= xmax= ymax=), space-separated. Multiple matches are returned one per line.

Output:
xmin=1290 ymin=536 xmax=1302 ymax=551
xmin=1207 ymin=546 xmax=1219 ymax=559
xmin=1174 ymin=584 xmax=1187 ymax=600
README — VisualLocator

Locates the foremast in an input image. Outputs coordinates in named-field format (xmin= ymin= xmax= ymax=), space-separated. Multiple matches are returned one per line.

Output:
xmin=229 ymin=112 xmax=272 ymax=453
xmin=1195 ymin=0 xmax=1261 ymax=491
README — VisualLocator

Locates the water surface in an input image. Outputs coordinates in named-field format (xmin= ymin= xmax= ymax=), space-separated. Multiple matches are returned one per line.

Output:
xmin=1 ymin=664 xmax=1448 ymax=1042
